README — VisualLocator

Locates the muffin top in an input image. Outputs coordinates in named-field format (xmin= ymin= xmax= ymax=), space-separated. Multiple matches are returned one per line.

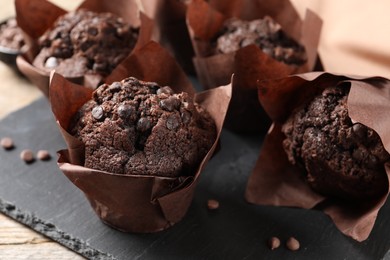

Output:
xmin=33 ymin=9 xmax=138 ymax=79
xmin=215 ymin=17 xmax=306 ymax=65
xmin=70 ymin=77 xmax=216 ymax=177
xmin=0 ymin=18 xmax=25 ymax=51
xmin=282 ymin=87 xmax=390 ymax=200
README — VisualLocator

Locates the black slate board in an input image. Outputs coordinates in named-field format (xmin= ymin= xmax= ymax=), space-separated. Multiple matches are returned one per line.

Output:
xmin=1 ymin=97 xmax=390 ymax=260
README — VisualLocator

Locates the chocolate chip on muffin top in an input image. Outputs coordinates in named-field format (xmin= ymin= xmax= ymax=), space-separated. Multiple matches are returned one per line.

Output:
xmin=70 ymin=77 xmax=216 ymax=177
xmin=282 ymin=87 xmax=390 ymax=200
xmin=215 ymin=16 xmax=307 ymax=65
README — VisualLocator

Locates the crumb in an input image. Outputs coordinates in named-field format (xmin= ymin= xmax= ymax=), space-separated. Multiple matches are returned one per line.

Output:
xmin=207 ymin=199 xmax=219 ymax=210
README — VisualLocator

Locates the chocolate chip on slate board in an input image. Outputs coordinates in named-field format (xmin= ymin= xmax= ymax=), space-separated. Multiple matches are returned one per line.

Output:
xmin=207 ymin=199 xmax=219 ymax=210
xmin=20 ymin=149 xmax=34 ymax=163
xmin=268 ymin=237 xmax=281 ymax=250
xmin=286 ymin=237 xmax=300 ymax=251
xmin=1 ymin=137 xmax=14 ymax=150
xmin=37 ymin=150 xmax=51 ymax=161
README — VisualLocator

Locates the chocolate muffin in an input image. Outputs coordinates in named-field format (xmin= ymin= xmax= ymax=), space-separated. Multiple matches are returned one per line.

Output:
xmin=215 ymin=17 xmax=306 ymax=65
xmin=33 ymin=9 xmax=138 ymax=80
xmin=282 ymin=87 xmax=390 ymax=200
xmin=0 ymin=18 xmax=25 ymax=51
xmin=70 ymin=77 xmax=216 ymax=177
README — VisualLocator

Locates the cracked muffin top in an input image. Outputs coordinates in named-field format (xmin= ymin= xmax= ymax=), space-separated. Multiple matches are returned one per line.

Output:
xmin=70 ymin=77 xmax=216 ymax=177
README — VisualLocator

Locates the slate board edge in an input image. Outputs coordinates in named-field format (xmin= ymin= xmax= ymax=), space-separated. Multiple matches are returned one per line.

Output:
xmin=0 ymin=198 xmax=115 ymax=260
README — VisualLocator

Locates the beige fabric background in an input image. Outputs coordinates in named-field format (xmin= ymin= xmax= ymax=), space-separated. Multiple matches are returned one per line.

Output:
xmin=291 ymin=0 xmax=390 ymax=77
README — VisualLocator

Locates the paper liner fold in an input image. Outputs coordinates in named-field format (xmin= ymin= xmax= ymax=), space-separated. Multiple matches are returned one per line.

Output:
xmin=15 ymin=0 xmax=154 ymax=96
xmin=246 ymin=72 xmax=390 ymax=241
xmin=140 ymin=0 xmax=196 ymax=74
xmin=49 ymin=41 xmax=232 ymax=233
xmin=186 ymin=0 xmax=322 ymax=133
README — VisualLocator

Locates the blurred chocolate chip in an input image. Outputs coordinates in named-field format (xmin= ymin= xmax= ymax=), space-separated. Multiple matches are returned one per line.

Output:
xmin=262 ymin=47 xmax=273 ymax=56
xmin=352 ymin=124 xmax=366 ymax=138
xmin=44 ymin=57 xmax=59 ymax=68
xmin=116 ymin=27 xmax=127 ymax=37
xmin=268 ymin=237 xmax=280 ymax=250
xmin=93 ymin=61 xmax=107 ymax=72
xmin=166 ymin=114 xmax=180 ymax=130
xmin=1 ymin=137 xmax=14 ymax=150
xmin=92 ymin=106 xmax=104 ymax=120
xmin=88 ymin=27 xmax=98 ymax=36
xmin=109 ymin=82 xmax=122 ymax=92
xmin=146 ymin=82 xmax=160 ymax=93
xmin=157 ymin=86 xmax=174 ymax=95
xmin=37 ymin=150 xmax=51 ymax=161
xmin=286 ymin=237 xmax=300 ymax=251
xmin=367 ymin=155 xmax=379 ymax=169
xmin=118 ymin=104 xmax=134 ymax=119
xmin=20 ymin=149 xmax=34 ymax=163
xmin=181 ymin=110 xmax=191 ymax=124
xmin=352 ymin=148 xmax=366 ymax=161
xmin=207 ymin=199 xmax=219 ymax=210
xmin=240 ymin=38 xmax=254 ymax=48
xmin=124 ymin=77 xmax=138 ymax=84
xmin=160 ymin=97 xmax=180 ymax=112
xmin=137 ymin=117 xmax=151 ymax=132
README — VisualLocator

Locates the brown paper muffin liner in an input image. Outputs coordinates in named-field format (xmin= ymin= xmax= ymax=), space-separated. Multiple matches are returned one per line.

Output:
xmin=140 ymin=0 xmax=195 ymax=74
xmin=186 ymin=0 xmax=322 ymax=133
xmin=245 ymin=72 xmax=390 ymax=241
xmin=15 ymin=0 xmax=154 ymax=97
xmin=49 ymin=41 xmax=232 ymax=233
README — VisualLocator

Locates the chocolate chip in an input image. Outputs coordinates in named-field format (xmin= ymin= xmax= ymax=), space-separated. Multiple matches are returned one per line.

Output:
xmin=37 ymin=150 xmax=51 ymax=161
xmin=157 ymin=86 xmax=174 ymax=95
xmin=93 ymin=61 xmax=107 ymax=72
xmin=124 ymin=77 xmax=138 ymax=84
xmin=146 ymin=82 xmax=160 ymax=93
xmin=117 ymin=104 xmax=134 ymax=119
xmin=352 ymin=124 xmax=366 ymax=139
xmin=137 ymin=117 xmax=151 ymax=132
xmin=240 ymin=38 xmax=254 ymax=48
xmin=44 ymin=57 xmax=59 ymax=68
xmin=181 ymin=110 xmax=191 ymax=124
xmin=286 ymin=237 xmax=300 ymax=251
xmin=207 ymin=199 xmax=219 ymax=210
xmin=268 ymin=237 xmax=280 ymax=250
xmin=1 ymin=137 xmax=14 ymax=150
xmin=92 ymin=106 xmax=104 ymax=120
xmin=262 ymin=47 xmax=273 ymax=56
xmin=166 ymin=114 xmax=180 ymax=130
xmin=160 ymin=97 xmax=180 ymax=112
xmin=116 ymin=27 xmax=127 ymax=37
xmin=20 ymin=149 xmax=34 ymax=163
xmin=109 ymin=82 xmax=122 ymax=92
